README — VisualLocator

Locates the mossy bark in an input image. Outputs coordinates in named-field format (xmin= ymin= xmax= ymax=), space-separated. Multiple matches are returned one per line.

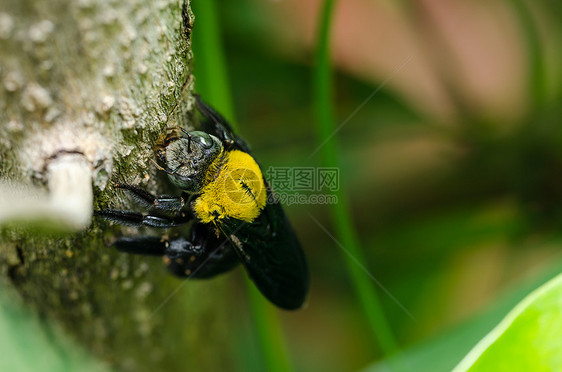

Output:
xmin=0 ymin=1 xmax=232 ymax=371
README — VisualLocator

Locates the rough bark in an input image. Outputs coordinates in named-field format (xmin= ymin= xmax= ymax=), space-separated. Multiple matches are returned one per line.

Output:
xmin=0 ymin=1 xmax=231 ymax=371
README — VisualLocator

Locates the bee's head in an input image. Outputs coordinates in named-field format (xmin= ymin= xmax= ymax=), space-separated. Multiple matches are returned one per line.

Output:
xmin=159 ymin=130 xmax=223 ymax=193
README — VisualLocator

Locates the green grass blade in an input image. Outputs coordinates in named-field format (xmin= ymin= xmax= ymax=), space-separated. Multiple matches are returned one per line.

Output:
xmin=191 ymin=0 xmax=236 ymax=125
xmin=247 ymin=282 xmax=294 ymax=372
xmin=191 ymin=2 xmax=293 ymax=371
xmin=507 ymin=0 xmax=546 ymax=112
xmin=313 ymin=0 xmax=399 ymax=358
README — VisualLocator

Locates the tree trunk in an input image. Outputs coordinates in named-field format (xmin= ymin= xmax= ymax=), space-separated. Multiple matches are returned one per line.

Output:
xmin=0 ymin=1 xmax=231 ymax=370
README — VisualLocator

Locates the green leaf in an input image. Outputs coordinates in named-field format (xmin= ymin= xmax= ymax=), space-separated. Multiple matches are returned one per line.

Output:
xmin=363 ymin=260 xmax=562 ymax=372
xmin=454 ymin=273 xmax=562 ymax=371
xmin=0 ymin=283 xmax=112 ymax=372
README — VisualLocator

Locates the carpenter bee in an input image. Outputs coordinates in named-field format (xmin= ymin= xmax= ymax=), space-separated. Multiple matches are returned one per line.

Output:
xmin=95 ymin=96 xmax=309 ymax=310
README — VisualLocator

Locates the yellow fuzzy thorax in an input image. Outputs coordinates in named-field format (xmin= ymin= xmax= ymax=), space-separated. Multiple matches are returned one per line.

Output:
xmin=193 ymin=150 xmax=267 ymax=223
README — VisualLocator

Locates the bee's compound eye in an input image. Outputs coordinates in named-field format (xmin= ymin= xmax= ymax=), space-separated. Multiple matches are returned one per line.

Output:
xmin=190 ymin=131 xmax=214 ymax=149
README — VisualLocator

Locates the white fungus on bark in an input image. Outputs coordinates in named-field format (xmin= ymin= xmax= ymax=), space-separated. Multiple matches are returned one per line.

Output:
xmin=0 ymin=154 xmax=93 ymax=231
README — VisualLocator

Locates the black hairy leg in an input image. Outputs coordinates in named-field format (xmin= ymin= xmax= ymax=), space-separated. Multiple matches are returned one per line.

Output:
xmin=94 ymin=209 xmax=191 ymax=228
xmin=112 ymin=223 xmax=239 ymax=278
xmin=114 ymin=183 xmax=188 ymax=215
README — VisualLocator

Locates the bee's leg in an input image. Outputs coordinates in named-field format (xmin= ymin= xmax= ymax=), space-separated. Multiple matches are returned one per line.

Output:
xmin=114 ymin=183 xmax=187 ymax=214
xmin=94 ymin=209 xmax=191 ymax=228
xmin=111 ymin=224 xmax=239 ymax=278
xmin=164 ymin=236 xmax=239 ymax=279
xmin=111 ymin=236 xmax=168 ymax=256
xmin=168 ymin=223 xmax=240 ymax=278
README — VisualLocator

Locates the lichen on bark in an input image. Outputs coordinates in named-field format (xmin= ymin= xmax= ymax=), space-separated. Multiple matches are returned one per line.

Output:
xmin=0 ymin=0 xmax=232 ymax=371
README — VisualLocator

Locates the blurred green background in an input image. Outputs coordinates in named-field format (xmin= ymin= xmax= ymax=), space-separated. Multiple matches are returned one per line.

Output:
xmin=191 ymin=0 xmax=562 ymax=371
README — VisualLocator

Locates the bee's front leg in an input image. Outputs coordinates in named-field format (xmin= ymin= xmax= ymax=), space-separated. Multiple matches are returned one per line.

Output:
xmin=114 ymin=183 xmax=188 ymax=215
xmin=94 ymin=209 xmax=191 ymax=228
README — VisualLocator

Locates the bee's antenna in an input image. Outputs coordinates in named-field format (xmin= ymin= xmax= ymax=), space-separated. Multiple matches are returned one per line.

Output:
xmin=151 ymin=159 xmax=181 ymax=176
xmin=151 ymin=159 xmax=167 ymax=172
xmin=170 ymin=164 xmax=183 ymax=175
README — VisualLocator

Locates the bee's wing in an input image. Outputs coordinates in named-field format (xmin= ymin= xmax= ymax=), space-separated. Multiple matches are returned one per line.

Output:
xmin=195 ymin=95 xmax=251 ymax=152
xmin=218 ymin=189 xmax=309 ymax=310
